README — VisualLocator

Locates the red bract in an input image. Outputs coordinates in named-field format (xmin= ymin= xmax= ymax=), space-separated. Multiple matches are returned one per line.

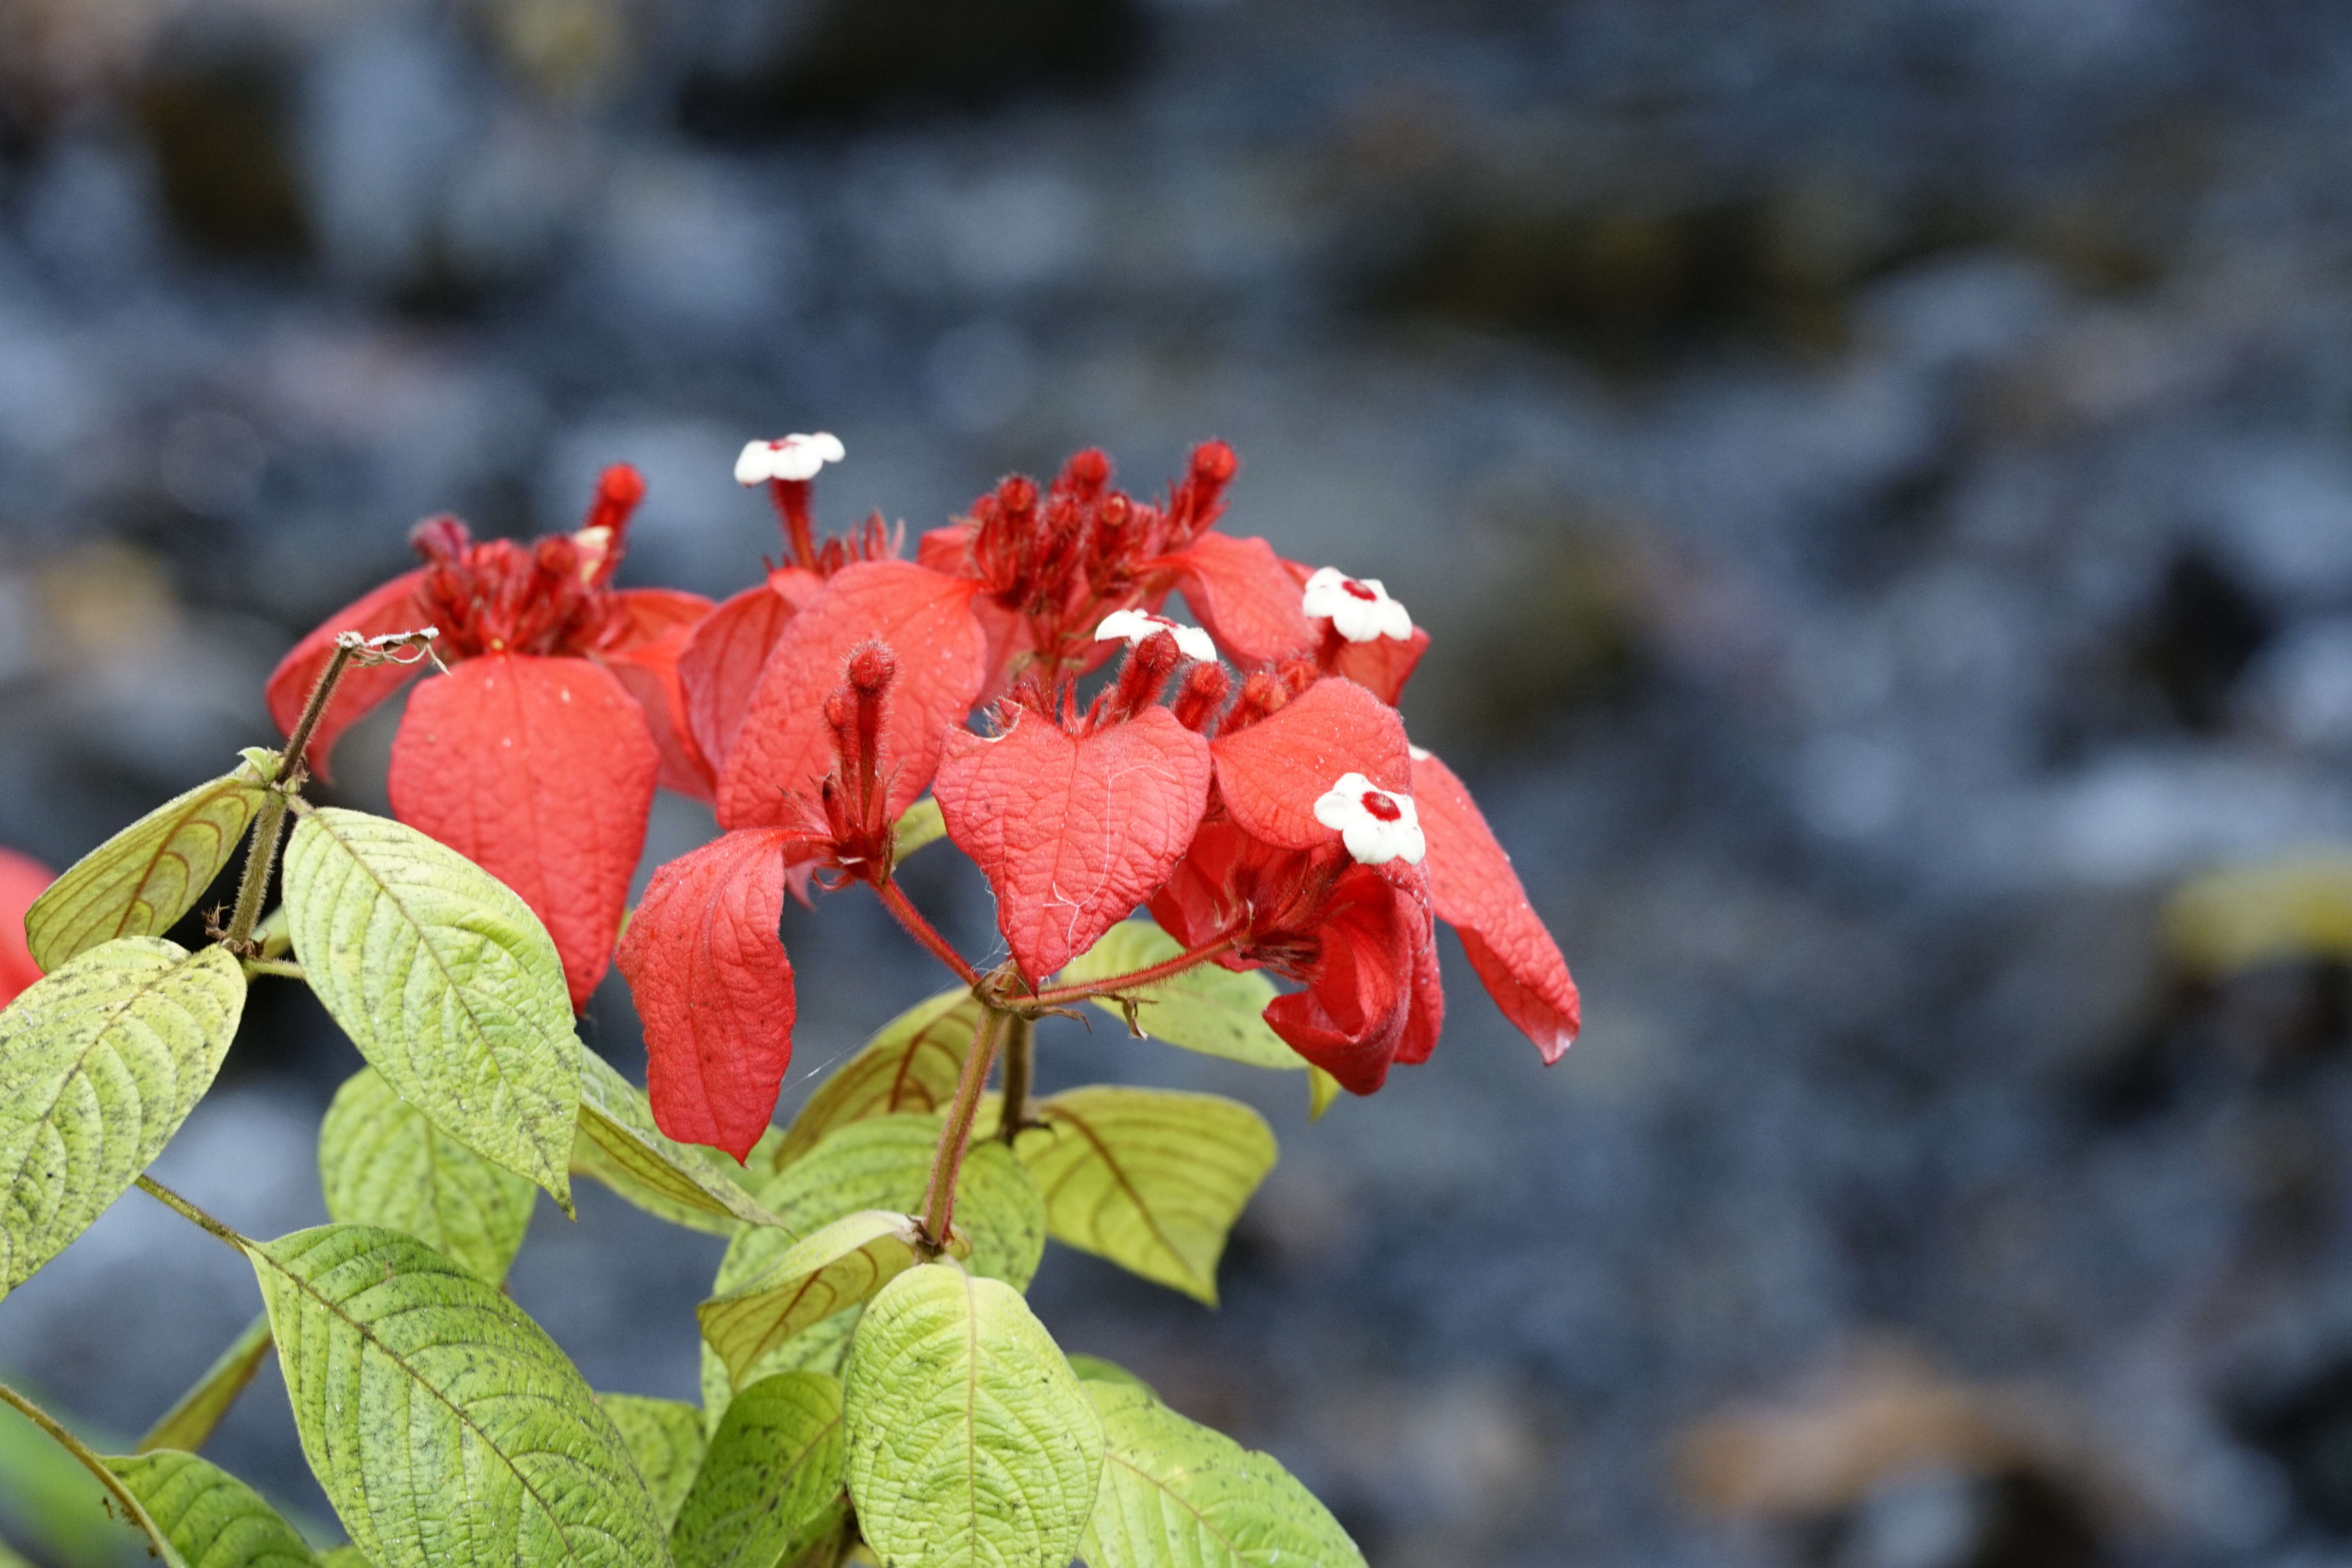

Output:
xmin=716 ymin=561 xmax=988 ymax=828
xmin=1209 ymin=676 xmax=1411 ymax=851
xmin=614 ymin=826 xmax=803 ymax=1161
xmin=387 ymin=656 xmax=657 ymax=1009
xmin=1409 ymin=748 xmax=1581 ymax=1060
xmin=265 ymin=465 xmax=706 ymax=1007
xmin=935 ymin=635 xmax=1214 ymax=982
xmin=0 ymin=849 xmax=53 ymax=1006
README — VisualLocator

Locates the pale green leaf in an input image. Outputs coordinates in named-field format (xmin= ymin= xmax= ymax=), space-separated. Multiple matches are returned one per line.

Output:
xmin=700 ymin=1309 xmax=859 ymax=1437
xmin=572 ymin=1049 xmax=783 ymax=1234
xmin=319 ymin=1067 xmax=533 ymax=1283
xmin=699 ymin=1210 xmax=953 ymax=1386
xmin=1081 ymin=1384 xmax=1365 ymax=1568
xmin=140 ymin=1312 xmax=273 ymax=1455
xmin=670 ymin=1373 xmax=843 ymax=1568
xmin=1007 ymin=1087 xmax=1274 ymax=1305
xmin=597 ymin=1396 xmax=706 ymax=1533
xmin=1308 ymin=1067 xmax=1341 ymax=1121
xmin=1065 ymin=1354 xmax=1155 ymax=1394
xmin=1058 ymin=920 xmax=1301 ymax=1072
xmin=0 ymin=938 xmax=247 ymax=1296
xmin=103 ymin=1450 xmax=318 ymax=1568
xmin=252 ymin=906 xmax=292 ymax=962
xmin=24 ymin=751 xmax=274 ymax=972
xmin=771 ymin=992 xmax=979 ymax=1171
xmin=891 ymin=798 xmax=947 ymax=863
xmin=703 ymin=1116 xmax=1042 ymax=1423
xmin=281 ymin=808 xmax=578 ymax=1209
xmin=730 ymin=1115 xmax=1043 ymax=1303
xmin=318 ymin=1549 xmax=370 ymax=1568
xmin=247 ymin=1223 xmax=670 ymax=1568
xmin=844 ymin=1264 xmax=1102 ymax=1568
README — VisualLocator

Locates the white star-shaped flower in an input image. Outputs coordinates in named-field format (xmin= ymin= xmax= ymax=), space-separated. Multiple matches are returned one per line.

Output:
xmin=1312 ymin=771 xmax=1425 ymax=865
xmin=1301 ymin=566 xmax=1414 ymax=643
xmin=1093 ymin=608 xmax=1217 ymax=664
xmin=735 ymin=432 xmax=846 ymax=486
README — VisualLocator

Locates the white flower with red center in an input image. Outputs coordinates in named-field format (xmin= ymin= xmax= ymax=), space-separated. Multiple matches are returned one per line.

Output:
xmin=734 ymin=431 xmax=846 ymax=486
xmin=1312 ymin=771 xmax=1426 ymax=865
xmin=1302 ymin=565 xmax=1413 ymax=643
xmin=1093 ymin=608 xmax=1217 ymax=663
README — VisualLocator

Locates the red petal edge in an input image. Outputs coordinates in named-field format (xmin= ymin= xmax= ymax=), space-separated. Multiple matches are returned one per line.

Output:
xmin=388 ymin=655 xmax=659 ymax=1010
xmin=616 ymin=827 xmax=800 ymax=1161
xmin=935 ymin=706 xmax=1212 ymax=981
xmin=601 ymin=589 xmax=719 ymax=799
xmin=1412 ymin=748 xmax=1580 ymax=1060
xmin=675 ymin=570 xmax=819 ymax=780
xmin=265 ymin=568 xmax=432 ymax=779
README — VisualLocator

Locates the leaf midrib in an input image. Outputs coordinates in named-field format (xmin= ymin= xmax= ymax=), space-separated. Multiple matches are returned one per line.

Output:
xmin=309 ymin=815 xmax=563 ymax=1181
xmin=255 ymin=1238 xmax=619 ymax=1568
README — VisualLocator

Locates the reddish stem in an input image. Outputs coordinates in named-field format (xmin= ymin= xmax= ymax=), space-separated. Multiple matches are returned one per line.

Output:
xmin=769 ymin=478 xmax=818 ymax=571
xmin=920 ymin=1004 xmax=1006 ymax=1250
xmin=875 ymin=880 xmax=982 ymax=988
xmin=1032 ymin=933 xmax=1240 ymax=1005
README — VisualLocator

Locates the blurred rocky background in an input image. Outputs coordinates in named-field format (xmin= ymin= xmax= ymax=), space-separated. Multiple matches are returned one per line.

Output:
xmin=8 ymin=0 xmax=2352 ymax=1563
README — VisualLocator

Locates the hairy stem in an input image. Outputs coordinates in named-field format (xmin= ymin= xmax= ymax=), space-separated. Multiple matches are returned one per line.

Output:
xmin=135 ymin=1175 xmax=248 ymax=1254
xmin=996 ymin=1014 xmax=1034 ymax=1144
xmin=875 ymin=880 xmax=982 ymax=988
xmin=0 ymin=1378 xmax=181 ymax=1565
xmin=920 ymin=1005 xmax=1007 ymax=1250
xmin=1032 ymin=933 xmax=1240 ymax=1005
xmin=225 ymin=630 xmax=433 ymax=959
xmin=222 ymin=792 xmax=289 ymax=955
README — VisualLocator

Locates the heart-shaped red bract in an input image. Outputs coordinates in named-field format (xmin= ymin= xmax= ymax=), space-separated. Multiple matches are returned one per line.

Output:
xmin=935 ymin=706 xmax=1213 ymax=982
xmin=388 ymin=654 xmax=659 ymax=1010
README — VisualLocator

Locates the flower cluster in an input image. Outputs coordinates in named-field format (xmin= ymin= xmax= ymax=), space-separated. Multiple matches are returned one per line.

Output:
xmin=275 ymin=439 xmax=1579 ymax=1159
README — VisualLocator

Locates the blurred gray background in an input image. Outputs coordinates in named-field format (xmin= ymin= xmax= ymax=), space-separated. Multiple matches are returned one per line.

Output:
xmin=6 ymin=0 xmax=2352 ymax=1564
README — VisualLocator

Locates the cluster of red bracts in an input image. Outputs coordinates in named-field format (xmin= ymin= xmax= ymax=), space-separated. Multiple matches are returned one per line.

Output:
xmin=269 ymin=441 xmax=1579 ymax=1161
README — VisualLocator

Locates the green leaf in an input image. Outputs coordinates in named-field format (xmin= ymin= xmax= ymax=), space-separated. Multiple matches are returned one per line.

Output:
xmin=140 ymin=1313 xmax=274 ymax=1455
xmin=699 ymin=1210 xmax=953 ymax=1387
xmin=247 ymin=1223 xmax=670 ymax=1568
xmin=844 ymin=1264 xmax=1102 ymax=1568
xmin=700 ymin=1310 xmax=858 ymax=1438
xmin=1007 ymin=1087 xmax=1274 ymax=1305
xmin=319 ymin=1550 xmax=370 ymax=1568
xmin=1058 ymin=920 xmax=1302 ymax=1072
xmin=318 ymin=1067 xmax=534 ymax=1284
xmin=670 ymin=1373 xmax=844 ymax=1568
xmin=597 ymin=1396 xmax=706 ymax=1533
xmin=0 ymin=938 xmax=247 ymax=1296
xmin=572 ymin=1049 xmax=784 ymax=1234
xmin=891 ymin=798 xmax=947 ymax=863
xmin=731 ymin=1115 xmax=1044 ymax=1303
xmin=281 ymin=808 xmax=579 ymax=1210
xmin=1307 ymin=1067 xmax=1340 ymax=1122
xmin=103 ymin=1450 xmax=318 ymax=1568
xmin=771 ymin=992 xmax=979 ymax=1171
xmin=1064 ymin=1354 xmax=1155 ymax=1394
xmin=1081 ymin=1384 xmax=1365 ymax=1568
xmin=703 ymin=1116 xmax=1043 ymax=1425
xmin=24 ymin=751 xmax=274 ymax=972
